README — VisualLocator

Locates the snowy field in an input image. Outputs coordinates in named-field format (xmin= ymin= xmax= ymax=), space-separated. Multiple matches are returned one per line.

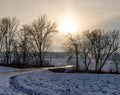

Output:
xmin=9 ymin=70 xmax=120 ymax=95
xmin=0 ymin=66 xmax=120 ymax=95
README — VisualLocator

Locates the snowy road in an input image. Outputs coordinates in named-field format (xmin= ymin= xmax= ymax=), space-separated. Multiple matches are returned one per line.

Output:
xmin=0 ymin=65 xmax=73 ymax=95
xmin=0 ymin=65 xmax=73 ymax=76
xmin=0 ymin=66 xmax=120 ymax=95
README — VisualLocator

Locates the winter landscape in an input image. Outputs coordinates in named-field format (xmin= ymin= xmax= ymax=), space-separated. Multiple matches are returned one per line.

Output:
xmin=0 ymin=0 xmax=120 ymax=95
xmin=0 ymin=67 xmax=120 ymax=95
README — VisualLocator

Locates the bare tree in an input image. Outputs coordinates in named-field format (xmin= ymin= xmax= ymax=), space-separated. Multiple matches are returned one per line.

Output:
xmin=0 ymin=17 xmax=19 ymax=64
xmin=22 ymin=15 xmax=57 ymax=67
xmin=18 ymin=30 xmax=30 ymax=66
xmin=85 ymin=29 xmax=120 ymax=72
xmin=65 ymin=33 xmax=93 ymax=72
xmin=112 ymin=52 xmax=120 ymax=73
xmin=80 ymin=38 xmax=92 ymax=71
xmin=0 ymin=19 xmax=6 ymax=52
xmin=65 ymin=34 xmax=80 ymax=72
xmin=12 ymin=40 xmax=21 ymax=67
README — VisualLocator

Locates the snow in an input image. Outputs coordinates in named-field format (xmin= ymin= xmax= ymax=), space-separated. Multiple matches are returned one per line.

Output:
xmin=0 ymin=74 xmax=23 ymax=95
xmin=9 ymin=70 xmax=120 ymax=95
xmin=0 ymin=66 xmax=120 ymax=95
xmin=0 ymin=66 xmax=18 ymax=72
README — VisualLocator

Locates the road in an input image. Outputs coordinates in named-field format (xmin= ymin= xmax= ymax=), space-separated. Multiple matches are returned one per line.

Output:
xmin=0 ymin=65 xmax=74 ymax=95
xmin=0 ymin=65 xmax=73 ymax=76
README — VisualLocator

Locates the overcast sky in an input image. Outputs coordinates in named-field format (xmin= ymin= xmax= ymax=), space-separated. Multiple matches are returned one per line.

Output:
xmin=0 ymin=0 xmax=120 ymax=29
xmin=0 ymin=0 xmax=120 ymax=51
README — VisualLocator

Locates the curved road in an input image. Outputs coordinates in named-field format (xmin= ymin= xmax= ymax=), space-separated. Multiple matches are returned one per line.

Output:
xmin=0 ymin=65 xmax=73 ymax=95
xmin=0 ymin=65 xmax=73 ymax=76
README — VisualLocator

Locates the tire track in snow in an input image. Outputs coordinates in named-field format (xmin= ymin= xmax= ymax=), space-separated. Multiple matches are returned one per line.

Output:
xmin=0 ymin=65 xmax=73 ymax=94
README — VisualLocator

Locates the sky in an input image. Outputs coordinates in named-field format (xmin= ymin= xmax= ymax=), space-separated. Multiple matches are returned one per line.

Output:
xmin=0 ymin=0 xmax=120 ymax=51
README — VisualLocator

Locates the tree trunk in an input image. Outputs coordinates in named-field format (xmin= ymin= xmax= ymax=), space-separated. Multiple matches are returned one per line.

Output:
xmin=75 ymin=47 xmax=79 ymax=72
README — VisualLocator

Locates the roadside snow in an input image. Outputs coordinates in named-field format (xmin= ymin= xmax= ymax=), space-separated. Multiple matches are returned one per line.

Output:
xmin=0 ymin=66 xmax=18 ymax=72
xmin=11 ymin=71 xmax=120 ymax=95
xmin=0 ymin=66 xmax=41 ymax=95
xmin=0 ymin=66 xmax=119 ymax=95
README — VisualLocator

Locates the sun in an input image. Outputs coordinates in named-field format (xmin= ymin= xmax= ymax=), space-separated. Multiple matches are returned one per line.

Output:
xmin=59 ymin=16 xmax=78 ymax=34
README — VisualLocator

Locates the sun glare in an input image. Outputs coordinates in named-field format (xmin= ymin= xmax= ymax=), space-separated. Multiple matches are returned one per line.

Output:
xmin=59 ymin=16 xmax=78 ymax=34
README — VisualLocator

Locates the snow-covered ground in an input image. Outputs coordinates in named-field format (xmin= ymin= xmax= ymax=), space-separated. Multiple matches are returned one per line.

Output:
xmin=0 ymin=66 xmax=120 ymax=95
xmin=0 ymin=66 xmax=18 ymax=72
xmin=0 ymin=67 xmax=45 ymax=95
xmin=9 ymin=71 xmax=120 ymax=95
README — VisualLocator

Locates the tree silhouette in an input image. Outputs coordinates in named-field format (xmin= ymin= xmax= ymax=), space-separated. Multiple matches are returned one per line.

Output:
xmin=22 ymin=15 xmax=57 ymax=66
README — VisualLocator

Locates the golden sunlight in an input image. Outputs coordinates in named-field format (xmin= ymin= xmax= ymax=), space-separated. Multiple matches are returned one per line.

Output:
xmin=59 ymin=16 xmax=78 ymax=34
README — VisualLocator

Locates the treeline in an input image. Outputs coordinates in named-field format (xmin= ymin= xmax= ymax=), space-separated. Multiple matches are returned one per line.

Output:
xmin=0 ymin=15 xmax=57 ymax=68
xmin=65 ymin=29 xmax=120 ymax=73
xmin=0 ymin=15 xmax=120 ymax=72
